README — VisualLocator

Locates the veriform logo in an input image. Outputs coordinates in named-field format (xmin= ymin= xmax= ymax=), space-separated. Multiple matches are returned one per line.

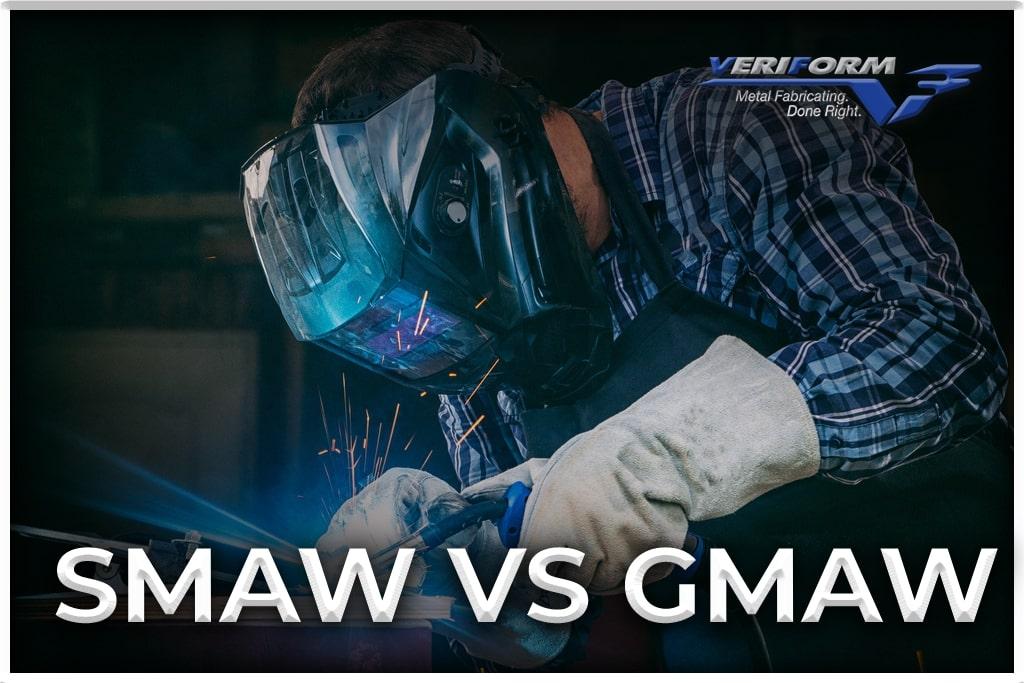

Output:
xmin=702 ymin=57 xmax=981 ymax=125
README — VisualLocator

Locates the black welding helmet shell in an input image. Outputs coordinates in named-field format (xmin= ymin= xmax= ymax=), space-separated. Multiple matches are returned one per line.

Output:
xmin=241 ymin=68 xmax=612 ymax=402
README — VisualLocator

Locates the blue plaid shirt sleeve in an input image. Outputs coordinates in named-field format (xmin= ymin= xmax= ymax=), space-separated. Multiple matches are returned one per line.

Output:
xmin=718 ymin=96 xmax=1008 ymax=482
xmin=437 ymin=388 xmax=527 ymax=488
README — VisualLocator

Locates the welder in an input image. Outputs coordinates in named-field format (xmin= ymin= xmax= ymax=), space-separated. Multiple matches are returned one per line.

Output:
xmin=241 ymin=21 xmax=1009 ymax=670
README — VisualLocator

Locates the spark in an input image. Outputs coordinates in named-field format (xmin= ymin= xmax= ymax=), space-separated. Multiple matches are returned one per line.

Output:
xmin=372 ymin=422 xmax=384 ymax=478
xmin=346 ymin=387 xmax=353 ymax=437
xmin=304 ymin=377 xmax=416 ymax=501
xmin=379 ymin=403 xmax=401 ymax=477
xmin=474 ymin=296 xmax=488 ymax=309
xmin=455 ymin=414 xmax=486 ymax=448
xmin=363 ymin=409 xmax=370 ymax=452
xmin=414 ymin=290 xmax=429 ymax=336
xmin=336 ymin=421 xmax=350 ymax=494
xmin=415 ymin=316 xmax=430 ymax=336
xmin=396 ymin=329 xmax=403 ymax=350
xmin=466 ymin=358 xmax=500 ymax=404
xmin=205 ymin=255 xmax=217 ymax=261
xmin=420 ymin=449 xmax=434 ymax=469
xmin=348 ymin=434 xmax=356 ymax=497
xmin=448 ymin=371 xmax=458 ymax=378
xmin=317 ymin=387 xmax=331 ymax=441
xmin=342 ymin=373 xmax=352 ymax=453
xmin=342 ymin=374 xmax=354 ymax=497
xmin=419 ymin=390 xmax=428 ymax=398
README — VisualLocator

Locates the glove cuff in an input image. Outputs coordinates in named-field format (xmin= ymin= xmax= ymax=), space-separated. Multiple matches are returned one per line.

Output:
xmin=643 ymin=334 xmax=821 ymax=520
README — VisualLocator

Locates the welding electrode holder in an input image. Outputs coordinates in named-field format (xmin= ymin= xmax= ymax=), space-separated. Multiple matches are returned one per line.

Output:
xmin=421 ymin=481 xmax=532 ymax=550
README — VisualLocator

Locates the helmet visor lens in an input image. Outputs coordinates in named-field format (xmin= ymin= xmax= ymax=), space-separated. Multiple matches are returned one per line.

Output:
xmin=241 ymin=75 xmax=498 ymax=386
xmin=241 ymin=74 xmax=438 ymax=340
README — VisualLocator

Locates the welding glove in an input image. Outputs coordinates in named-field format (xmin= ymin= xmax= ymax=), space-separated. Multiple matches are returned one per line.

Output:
xmin=463 ymin=335 xmax=821 ymax=595
xmin=316 ymin=468 xmax=476 ymax=593
xmin=316 ymin=468 xmax=570 ymax=669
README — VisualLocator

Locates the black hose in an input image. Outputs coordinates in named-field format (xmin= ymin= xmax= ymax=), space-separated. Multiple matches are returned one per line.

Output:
xmin=418 ymin=498 xmax=508 ymax=549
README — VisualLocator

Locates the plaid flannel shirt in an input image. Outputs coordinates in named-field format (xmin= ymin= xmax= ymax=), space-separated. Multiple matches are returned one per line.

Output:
xmin=439 ymin=68 xmax=1007 ymax=488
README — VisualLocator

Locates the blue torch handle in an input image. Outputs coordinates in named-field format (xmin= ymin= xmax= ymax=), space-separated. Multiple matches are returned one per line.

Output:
xmin=497 ymin=481 xmax=531 ymax=547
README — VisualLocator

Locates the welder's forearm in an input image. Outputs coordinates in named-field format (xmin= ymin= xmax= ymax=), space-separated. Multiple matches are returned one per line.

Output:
xmin=438 ymin=392 xmax=523 ymax=489
xmin=768 ymin=299 xmax=1008 ymax=483
xmin=721 ymin=92 xmax=1006 ymax=483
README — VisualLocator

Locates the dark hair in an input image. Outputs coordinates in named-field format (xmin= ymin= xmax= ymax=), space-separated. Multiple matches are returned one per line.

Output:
xmin=291 ymin=20 xmax=482 ymax=127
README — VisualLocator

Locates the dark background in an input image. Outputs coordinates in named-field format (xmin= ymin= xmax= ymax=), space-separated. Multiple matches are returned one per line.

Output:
xmin=10 ymin=8 xmax=1012 ymax=645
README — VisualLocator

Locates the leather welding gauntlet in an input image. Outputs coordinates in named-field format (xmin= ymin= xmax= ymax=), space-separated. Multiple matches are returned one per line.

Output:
xmin=316 ymin=468 xmax=476 ymax=592
xmin=316 ymin=468 xmax=570 ymax=669
xmin=463 ymin=335 xmax=821 ymax=595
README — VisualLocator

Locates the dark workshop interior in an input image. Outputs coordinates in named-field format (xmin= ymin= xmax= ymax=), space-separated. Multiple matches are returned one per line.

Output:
xmin=11 ymin=11 xmax=1011 ymax=671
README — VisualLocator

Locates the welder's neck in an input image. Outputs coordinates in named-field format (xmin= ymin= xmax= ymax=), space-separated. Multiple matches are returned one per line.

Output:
xmin=542 ymin=107 xmax=612 ymax=254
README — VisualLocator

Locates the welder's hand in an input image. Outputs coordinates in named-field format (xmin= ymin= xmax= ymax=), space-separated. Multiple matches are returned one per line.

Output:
xmin=463 ymin=335 xmax=821 ymax=595
xmin=316 ymin=468 xmax=570 ymax=669
xmin=430 ymin=519 xmax=573 ymax=670
xmin=316 ymin=468 xmax=475 ymax=592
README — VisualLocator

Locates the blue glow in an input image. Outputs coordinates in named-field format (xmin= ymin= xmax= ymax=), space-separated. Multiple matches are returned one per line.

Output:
xmin=50 ymin=427 xmax=300 ymax=561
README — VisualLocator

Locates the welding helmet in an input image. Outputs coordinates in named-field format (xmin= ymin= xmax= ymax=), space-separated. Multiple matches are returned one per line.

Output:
xmin=241 ymin=52 xmax=612 ymax=402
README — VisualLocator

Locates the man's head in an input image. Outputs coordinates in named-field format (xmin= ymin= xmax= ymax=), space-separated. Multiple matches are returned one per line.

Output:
xmin=242 ymin=20 xmax=615 ymax=400
xmin=293 ymin=21 xmax=488 ymax=127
